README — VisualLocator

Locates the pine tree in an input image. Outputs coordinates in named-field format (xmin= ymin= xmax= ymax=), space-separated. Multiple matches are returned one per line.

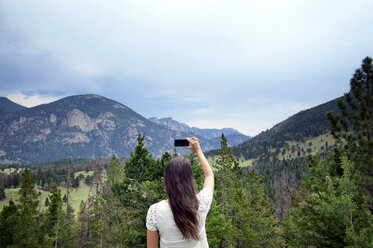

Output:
xmin=158 ymin=151 xmax=172 ymax=180
xmin=45 ymin=183 xmax=64 ymax=247
xmin=241 ymin=170 xmax=284 ymax=247
xmin=215 ymin=133 xmax=236 ymax=215
xmin=88 ymin=154 xmax=127 ymax=248
xmin=189 ymin=152 xmax=204 ymax=190
xmin=125 ymin=133 xmax=157 ymax=182
xmin=173 ymin=147 xmax=178 ymax=158
xmin=210 ymin=134 xmax=284 ymax=247
xmin=93 ymin=155 xmax=104 ymax=195
xmin=43 ymin=184 xmax=76 ymax=248
xmin=0 ymin=186 xmax=6 ymax=200
xmin=206 ymin=199 xmax=235 ymax=247
xmin=0 ymin=200 xmax=18 ymax=247
xmin=11 ymin=169 xmax=41 ymax=248
xmin=283 ymin=154 xmax=373 ymax=247
xmin=76 ymin=199 xmax=92 ymax=247
xmin=326 ymin=56 xmax=373 ymax=206
xmin=65 ymin=168 xmax=74 ymax=219
xmin=107 ymin=155 xmax=124 ymax=186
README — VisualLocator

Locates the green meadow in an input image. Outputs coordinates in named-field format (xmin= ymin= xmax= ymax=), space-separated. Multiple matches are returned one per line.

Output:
xmin=0 ymin=171 xmax=94 ymax=214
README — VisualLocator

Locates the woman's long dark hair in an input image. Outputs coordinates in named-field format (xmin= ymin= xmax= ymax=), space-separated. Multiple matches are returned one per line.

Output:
xmin=164 ymin=156 xmax=200 ymax=240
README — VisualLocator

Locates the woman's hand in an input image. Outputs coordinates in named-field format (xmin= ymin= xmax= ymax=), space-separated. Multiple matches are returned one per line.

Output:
xmin=185 ymin=137 xmax=202 ymax=154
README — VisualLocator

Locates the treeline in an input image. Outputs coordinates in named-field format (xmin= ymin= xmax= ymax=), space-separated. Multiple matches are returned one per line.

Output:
xmin=31 ymin=159 xmax=105 ymax=190
xmin=0 ymin=158 xmax=109 ymax=190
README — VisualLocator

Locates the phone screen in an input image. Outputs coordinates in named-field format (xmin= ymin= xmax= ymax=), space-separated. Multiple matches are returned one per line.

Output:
xmin=174 ymin=139 xmax=189 ymax=147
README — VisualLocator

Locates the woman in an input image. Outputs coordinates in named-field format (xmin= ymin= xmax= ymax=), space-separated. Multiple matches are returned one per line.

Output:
xmin=146 ymin=137 xmax=214 ymax=248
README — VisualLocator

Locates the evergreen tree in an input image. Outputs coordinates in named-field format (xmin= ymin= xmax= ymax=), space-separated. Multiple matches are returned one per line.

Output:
xmin=93 ymin=155 xmax=104 ymax=195
xmin=214 ymin=133 xmax=236 ymax=215
xmin=189 ymin=152 xmax=204 ymax=190
xmin=157 ymin=151 xmax=172 ymax=180
xmin=88 ymin=155 xmax=127 ymax=248
xmin=172 ymin=147 xmax=178 ymax=158
xmin=210 ymin=134 xmax=284 ymax=247
xmin=283 ymin=155 xmax=373 ymax=247
xmin=326 ymin=56 xmax=373 ymax=206
xmin=76 ymin=199 xmax=92 ymax=247
xmin=107 ymin=155 xmax=124 ymax=186
xmin=45 ymin=183 xmax=77 ymax=248
xmin=0 ymin=186 xmax=6 ymax=200
xmin=65 ymin=168 xmax=74 ymax=220
xmin=206 ymin=199 xmax=235 ymax=247
xmin=125 ymin=133 xmax=157 ymax=182
xmin=11 ymin=169 xmax=41 ymax=248
xmin=0 ymin=200 xmax=17 ymax=247
xmin=239 ymin=170 xmax=284 ymax=247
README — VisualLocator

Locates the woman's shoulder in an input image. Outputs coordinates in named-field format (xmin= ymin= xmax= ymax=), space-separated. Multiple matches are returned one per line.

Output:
xmin=197 ymin=188 xmax=213 ymax=210
xmin=148 ymin=200 xmax=170 ymax=214
xmin=146 ymin=200 xmax=169 ymax=231
xmin=149 ymin=200 xmax=167 ymax=211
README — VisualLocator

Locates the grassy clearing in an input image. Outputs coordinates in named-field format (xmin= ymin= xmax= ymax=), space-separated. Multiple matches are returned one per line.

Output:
xmin=0 ymin=188 xmax=19 ymax=208
xmin=0 ymin=173 xmax=94 ymax=214
xmin=75 ymin=170 xmax=94 ymax=177
xmin=0 ymin=168 xmax=21 ymax=174
xmin=206 ymin=155 xmax=254 ymax=168
xmin=67 ymin=183 xmax=93 ymax=212
xmin=239 ymin=159 xmax=254 ymax=167
xmin=280 ymin=133 xmax=336 ymax=160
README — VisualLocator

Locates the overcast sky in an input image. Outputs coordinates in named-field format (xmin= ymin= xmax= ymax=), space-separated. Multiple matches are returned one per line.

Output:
xmin=1 ymin=0 xmax=373 ymax=136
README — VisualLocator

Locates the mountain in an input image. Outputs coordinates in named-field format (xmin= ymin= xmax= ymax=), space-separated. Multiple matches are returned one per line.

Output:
xmin=230 ymin=97 xmax=341 ymax=160
xmin=206 ymin=96 xmax=341 ymax=212
xmin=0 ymin=94 xmax=243 ymax=164
xmin=149 ymin=117 xmax=250 ymax=146
xmin=0 ymin=97 xmax=27 ymax=112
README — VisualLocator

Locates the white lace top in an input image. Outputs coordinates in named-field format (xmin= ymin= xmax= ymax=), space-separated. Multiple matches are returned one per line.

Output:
xmin=146 ymin=188 xmax=213 ymax=248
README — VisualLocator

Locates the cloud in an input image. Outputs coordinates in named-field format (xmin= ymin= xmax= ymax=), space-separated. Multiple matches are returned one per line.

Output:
xmin=0 ymin=0 xmax=372 ymax=135
xmin=181 ymin=100 xmax=316 ymax=136
xmin=6 ymin=92 xmax=63 ymax=108
xmin=185 ymin=118 xmax=276 ymax=137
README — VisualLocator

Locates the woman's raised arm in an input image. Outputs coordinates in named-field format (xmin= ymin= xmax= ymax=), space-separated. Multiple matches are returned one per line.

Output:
xmin=186 ymin=137 xmax=214 ymax=194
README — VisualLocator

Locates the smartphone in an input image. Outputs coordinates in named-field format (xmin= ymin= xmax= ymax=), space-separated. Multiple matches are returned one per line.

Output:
xmin=174 ymin=139 xmax=189 ymax=147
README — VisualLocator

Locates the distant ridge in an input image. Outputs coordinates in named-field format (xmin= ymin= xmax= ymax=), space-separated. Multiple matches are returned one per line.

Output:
xmin=230 ymin=96 xmax=341 ymax=159
xmin=149 ymin=117 xmax=250 ymax=146
xmin=0 ymin=97 xmax=27 ymax=112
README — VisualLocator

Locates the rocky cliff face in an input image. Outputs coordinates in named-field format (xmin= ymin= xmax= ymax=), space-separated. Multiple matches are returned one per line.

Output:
xmin=0 ymin=94 xmax=225 ymax=164
xmin=149 ymin=117 xmax=191 ymax=133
